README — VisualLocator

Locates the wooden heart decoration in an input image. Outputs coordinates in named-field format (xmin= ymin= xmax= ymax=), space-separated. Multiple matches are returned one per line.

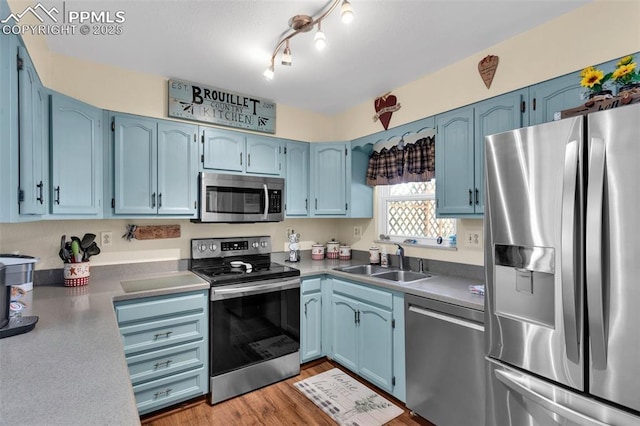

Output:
xmin=373 ymin=93 xmax=401 ymax=130
xmin=478 ymin=55 xmax=499 ymax=89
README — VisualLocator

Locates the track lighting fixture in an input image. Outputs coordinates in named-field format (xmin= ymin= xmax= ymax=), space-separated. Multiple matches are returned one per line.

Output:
xmin=263 ymin=0 xmax=354 ymax=80
xmin=314 ymin=22 xmax=326 ymax=51
xmin=281 ymin=40 xmax=292 ymax=66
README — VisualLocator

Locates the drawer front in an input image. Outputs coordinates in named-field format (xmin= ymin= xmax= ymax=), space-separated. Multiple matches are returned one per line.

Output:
xmin=134 ymin=367 xmax=207 ymax=415
xmin=332 ymin=278 xmax=393 ymax=309
xmin=120 ymin=313 xmax=206 ymax=355
xmin=127 ymin=340 xmax=206 ymax=385
xmin=302 ymin=276 xmax=322 ymax=294
xmin=115 ymin=290 xmax=207 ymax=324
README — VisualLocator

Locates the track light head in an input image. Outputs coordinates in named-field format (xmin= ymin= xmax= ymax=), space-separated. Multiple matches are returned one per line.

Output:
xmin=341 ymin=0 xmax=354 ymax=24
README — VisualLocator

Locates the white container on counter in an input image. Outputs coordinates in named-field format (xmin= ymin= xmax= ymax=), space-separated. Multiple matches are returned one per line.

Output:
xmin=339 ymin=245 xmax=351 ymax=260
xmin=326 ymin=240 xmax=340 ymax=259
xmin=311 ymin=244 xmax=325 ymax=260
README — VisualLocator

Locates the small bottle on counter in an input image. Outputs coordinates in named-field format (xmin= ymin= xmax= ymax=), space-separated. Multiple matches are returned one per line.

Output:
xmin=369 ymin=246 xmax=380 ymax=264
xmin=380 ymin=247 xmax=389 ymax=268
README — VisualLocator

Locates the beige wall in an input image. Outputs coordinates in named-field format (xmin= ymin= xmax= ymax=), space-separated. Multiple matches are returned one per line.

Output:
xmin=3 ymin=0 xmax=639 ymax=270
xmin=334 ymin=0 xmax=640 ymax=140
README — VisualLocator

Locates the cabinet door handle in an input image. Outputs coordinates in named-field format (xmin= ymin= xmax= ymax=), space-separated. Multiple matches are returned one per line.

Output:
xmin=54 ymin=186 xmax=60 ymax=205
xmin=304 ymin=301 xmax=308 ymax=317
xmin=240 ymin=152 xmax=243 ymax=166
xmin=153 ymin=331 xmax=172 ymax=340
xmin=315 ymin=198 xmax=318 ymax=210
xmin=354 ymin=310 xmax=357 ymax=324
xmin=468 ymin=189 xmax=473 ymax=205
xmin=356 ymin=310 xmax=360 ymax=324
xmin=248 ymin=153 xmax=251 ymax=167
xmin=305 ymin=198 xmax=308 ymax=210
xmin=151 ymin=192 xmax=156 ymax=208
xmin=475 ymin=188 xmax=479 ymax=205
xmin=154 ymin=360 xmax=172 ymax=369
xmin=36 ymin=181 xmax=44 ymax=204
xmin=158 ymin=193 xmax=162 ymax=208
xmin=154 ymin=388 xmax=172 ymax=398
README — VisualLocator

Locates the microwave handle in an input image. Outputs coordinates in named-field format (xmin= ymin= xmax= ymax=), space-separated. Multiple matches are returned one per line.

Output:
xmin=263 ymin=183 xmax=269 ymax=220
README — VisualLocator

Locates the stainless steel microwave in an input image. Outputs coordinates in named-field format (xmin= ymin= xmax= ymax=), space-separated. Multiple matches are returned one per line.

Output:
xmin=194 ymin=172 xmax=284 ymax=223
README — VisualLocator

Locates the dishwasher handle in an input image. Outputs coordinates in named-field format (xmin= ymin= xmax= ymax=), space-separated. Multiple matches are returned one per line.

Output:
xmin=408 ymin=304 xmax=484 ymax=332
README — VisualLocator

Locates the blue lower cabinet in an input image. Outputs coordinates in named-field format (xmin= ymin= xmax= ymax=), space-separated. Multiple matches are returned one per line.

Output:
xmin=114 ymin=289 xmax=209 ymax=415
xmin=329 ymin=278 xmax=403 ymax=399
xmin=301 ymin=277 xmax=323 ymax=362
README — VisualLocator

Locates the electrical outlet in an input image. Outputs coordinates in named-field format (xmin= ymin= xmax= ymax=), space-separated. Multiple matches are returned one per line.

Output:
xmin=101 ymin=231 xmax=113 ymax=247
xmin=466 ymin=231 xmax=482 ymax=247
xmin=353 ymin=226 xmax=363 ymax=238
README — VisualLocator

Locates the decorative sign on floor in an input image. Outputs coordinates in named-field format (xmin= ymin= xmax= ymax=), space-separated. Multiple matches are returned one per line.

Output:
xmin=294 ymin=368 xmax=403 ymax=426
xmin=168 ymin=79 xmax=276 ymax=134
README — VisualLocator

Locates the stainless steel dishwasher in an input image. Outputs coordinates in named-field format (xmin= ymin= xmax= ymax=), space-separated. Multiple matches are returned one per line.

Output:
xmin=405 ymin=293 xmax=485 ymax=426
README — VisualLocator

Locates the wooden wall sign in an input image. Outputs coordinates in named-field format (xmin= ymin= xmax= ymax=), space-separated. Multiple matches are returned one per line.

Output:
xmin=478 ymin=55 xmax=499 ymax=89
xmin=168 ymin=79 xmax=276 ymax=134
xmin=123 ymin=225 xmax=181 ymax=241
xmin=373 ymin=92 xmax=401 ymax=130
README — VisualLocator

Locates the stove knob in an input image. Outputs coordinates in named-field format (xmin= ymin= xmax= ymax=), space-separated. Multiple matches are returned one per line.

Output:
xmin=252 ymin=242 xmax=259 ymax=249
xmin=198 ymin=243 xmax=207 ymax=252
xmin=209 ymin=244 xmax=217 ymax=252
xmin=260 ymin=241 xmax=268 ymax=248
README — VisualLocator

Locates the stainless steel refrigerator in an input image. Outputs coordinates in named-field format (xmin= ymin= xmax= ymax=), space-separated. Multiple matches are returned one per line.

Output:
xmin=484 ymin=102 xmax=640 ymax=425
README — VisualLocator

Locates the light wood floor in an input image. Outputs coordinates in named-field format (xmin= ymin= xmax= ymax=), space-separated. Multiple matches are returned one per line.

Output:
xmin=141 ymin=359 xmax=434 ymax=426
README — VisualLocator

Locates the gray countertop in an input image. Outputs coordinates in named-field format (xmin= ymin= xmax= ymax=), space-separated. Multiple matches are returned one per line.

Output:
xmin=0 ymin=256 xmax=483 ymax=425
xmin=0 ymin=270 xmax=209 ymax=426
xmin=275 ymin=254 xmax=485 ymax=311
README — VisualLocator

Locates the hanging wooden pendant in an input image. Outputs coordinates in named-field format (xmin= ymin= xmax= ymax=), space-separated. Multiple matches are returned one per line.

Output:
xmin=478 ymin=55 xmax=499 ymax=89
xmin=373 ymin=92 xmax=401 ymax=130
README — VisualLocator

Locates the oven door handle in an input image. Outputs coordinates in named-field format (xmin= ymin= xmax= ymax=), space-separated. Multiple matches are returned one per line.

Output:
xmin=263 ymin=183 xmax=269 ymax=220
xmin=212 ymin=278 xmax=300 ymax=300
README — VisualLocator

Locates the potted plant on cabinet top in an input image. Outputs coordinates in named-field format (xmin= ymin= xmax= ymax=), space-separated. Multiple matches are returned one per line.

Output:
xmin=611 ymin=55 xmax=640 ymax=95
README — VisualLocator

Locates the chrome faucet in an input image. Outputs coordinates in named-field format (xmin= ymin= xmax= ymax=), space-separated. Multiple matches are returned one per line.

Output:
xmin=418 ymin=258 xmax=424 ymax=273
xmin=395 ymin=244 xmax=406 ymax=270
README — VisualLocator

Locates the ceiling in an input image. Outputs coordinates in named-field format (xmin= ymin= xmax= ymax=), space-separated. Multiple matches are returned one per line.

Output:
xmin=41 ymin=0 xmax=592 ymax=115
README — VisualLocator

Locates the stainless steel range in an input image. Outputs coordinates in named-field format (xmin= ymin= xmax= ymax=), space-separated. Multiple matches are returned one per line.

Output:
xmin=190 ymin=236 xmax=301 ymax=405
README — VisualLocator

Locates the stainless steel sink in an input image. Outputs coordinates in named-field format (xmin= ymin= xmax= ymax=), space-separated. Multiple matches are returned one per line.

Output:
xmin=371 ymin=270 xmax=432 ymax=282
xmin=335 ymin=264 xmax=388 ymax=275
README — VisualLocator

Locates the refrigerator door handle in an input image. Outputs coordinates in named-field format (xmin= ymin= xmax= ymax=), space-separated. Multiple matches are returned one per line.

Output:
xmin=586 ymin=137 xmax=607 ymax=369
xmin=561 ymin=139 xmax=580 ymax=363
xmin=495 ymin=369 xmax=608 ymax=426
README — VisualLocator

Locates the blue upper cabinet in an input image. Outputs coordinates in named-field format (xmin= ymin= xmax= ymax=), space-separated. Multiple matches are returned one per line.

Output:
xmin=246 ymin=135 xmax=282 ymax=175
xmin=17 ymin=46 xmax=48 ymax=215
xmin=529 ymin=58 xmax=620 ymax=125
xmin=285 ymin=141 xmax=310 ymax=217
xmin=310 ymin=142 xmax=349 ymax=216
xmin=529 ymin=72 xmax=583 ymax=125
xmin=201 ymin=127 xmax=245 ymax=172
xmin=114 ymin=114 xmax=157 ymax=214
xmin=113 ymin=114 xmax=197 ymax=216
xmin=201 ymin=127 xmax=282 ymax=176
xmin=50 ymin=92 xmax=102 ymax=215
xmin=436 ymin=90 xmax=526 ymax=217
xmin=436 ymin=106 xmax=475 ymax=216
xmin=473 ymin=89 xmax=527 ymax=214
xmin=157 ymin=121 xmax=198 ymax=215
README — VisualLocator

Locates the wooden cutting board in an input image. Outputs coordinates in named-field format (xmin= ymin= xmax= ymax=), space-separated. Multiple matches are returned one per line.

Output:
xmin=133 ymin=225 xmax=181 ymax=240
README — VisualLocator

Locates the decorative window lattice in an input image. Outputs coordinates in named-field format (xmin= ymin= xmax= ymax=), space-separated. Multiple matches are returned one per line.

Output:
xmin=384 ymin=181 xmax=455 ymax=238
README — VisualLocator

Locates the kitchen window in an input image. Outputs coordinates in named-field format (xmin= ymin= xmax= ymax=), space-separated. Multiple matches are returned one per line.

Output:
xmin=377 ymin=181 xmax=455 ymax=246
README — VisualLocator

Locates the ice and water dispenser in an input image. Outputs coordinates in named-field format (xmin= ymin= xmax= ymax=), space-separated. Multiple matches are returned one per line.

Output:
xmin=493 ymin=244 xmax=556 ymax=328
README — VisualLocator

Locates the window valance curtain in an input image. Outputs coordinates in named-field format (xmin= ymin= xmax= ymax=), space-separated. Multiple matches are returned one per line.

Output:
xmin=366 ymin=135 xmax=435 ymax=186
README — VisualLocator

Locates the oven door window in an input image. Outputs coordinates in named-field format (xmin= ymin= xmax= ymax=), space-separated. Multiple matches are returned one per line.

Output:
xmin=211 ymin=287 xmax=300 ymax=376
xmin=205 ymin=186 xmax=264 ymax=215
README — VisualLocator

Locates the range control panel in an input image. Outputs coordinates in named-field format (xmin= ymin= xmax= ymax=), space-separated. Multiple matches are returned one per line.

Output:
xmin=191 ymin=236 xmax=271 ymax=259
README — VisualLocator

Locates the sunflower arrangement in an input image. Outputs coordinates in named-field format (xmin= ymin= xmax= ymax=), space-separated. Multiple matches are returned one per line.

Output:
xmin=611 ymin=55 xmax=640 ymax=89
xmin=580 ymin=65 xmax=612 ymax=97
